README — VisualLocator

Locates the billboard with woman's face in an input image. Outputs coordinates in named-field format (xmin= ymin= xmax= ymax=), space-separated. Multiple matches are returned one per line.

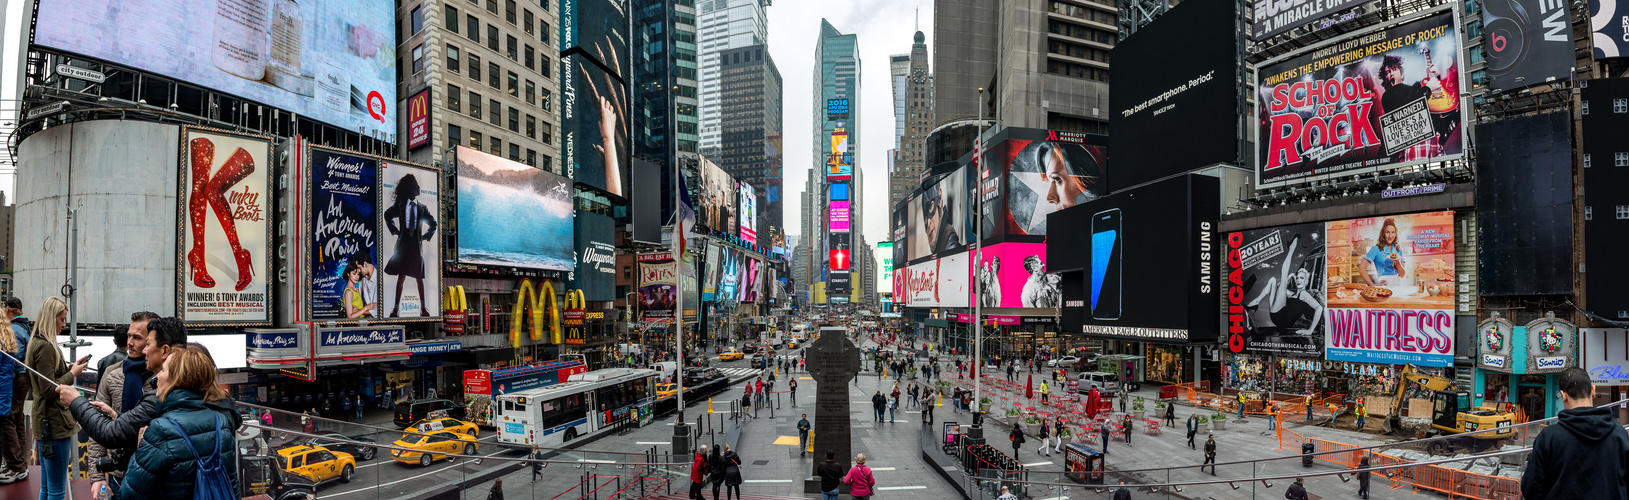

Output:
xmin=1003 ymin=139 xmax=1107 ymax=237
xmin=1324 ymin=211 xmax=1457 ymax=366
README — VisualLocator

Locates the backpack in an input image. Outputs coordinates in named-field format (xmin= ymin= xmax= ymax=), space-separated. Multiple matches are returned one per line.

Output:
xmin=161 ymin=413 xmax=234 ymax=500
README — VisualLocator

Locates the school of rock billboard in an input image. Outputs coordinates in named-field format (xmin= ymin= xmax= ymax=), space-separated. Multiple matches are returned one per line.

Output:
xmin=1323 ymin=211 xmax=1457 ymax=366
xmin=178 ymin=128 xmax=272 ymax=324
xmin=1255 ymin=10 xmax=1465 ymax=189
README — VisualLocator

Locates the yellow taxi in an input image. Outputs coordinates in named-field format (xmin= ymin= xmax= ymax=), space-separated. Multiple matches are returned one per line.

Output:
xmin=390 ymin=430 xmax=480 ymax=467
xmin=786 ymin=339 xmax=799 ymax=349
xmin=405 ymin=417 xmax=479 ymax=438
xmin=719 ymin=349 xmax=745 ymax=361
xmin=276 ymin=445 xmax=357 ymax=485
xmin=656 ymin=383 xmax=678 ymax=399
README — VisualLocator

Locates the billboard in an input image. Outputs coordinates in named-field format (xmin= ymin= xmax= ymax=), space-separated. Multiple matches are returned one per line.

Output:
xmin=826 ymin=98 xmax=851 ymax=119
xmin=572 ymin=212 xmax=617 ymax=301
xmin=739 ymin=182 xmax=757 ymax=244
xmin=699 ymin=158 xmax=736 ymax=234
xmin=974 ymin=242 xmax=1061 ymax=309
xmin=1591 ymin=0 xmax=1629 ymax=58
xmin=999 ymin=134 xmax=1108 ymax=238
xmin=830 ymin=200 xmax=851 ymax=233
xmin=1051 ymin=175 xmax=1220 ymax=342
xmin=178 ymin=128 xmax=271 ymax=324
xmin=899 ymin=252 xmax=971 ymax=308
xmin=1475 ymin=110 xmax=1573 ymax=295
xmin=1255 ymin=11 xmax=1464 ymax=188
xmin=702 ymin=242 xmax=721 ymax=302
xmin=455 ymin=146 xmax=574 ymax=270
xmin=1226 ymin=223 xmax=1327 ymax=358
xmin=1252 ymin=0 xmax=1371 ymax=41
xmin=716 ymin=248 xmax=740 ymax=305
xmin=830 ymin=233 xmax=851 ymax=270
xmin=563 ymin=54 xmax=630 ymax=198
xmin=1582 ymin=78 xmax=1629 ymax=318
xmin=407 ymin=88 xmax=431 ymax=150
xmin=1109 ymin=0 xmax=1240 ymax=192
xmin=878 ymin=242 xmax=894 ymax=284
xmin=560 ymin=0 xmax=630 ymax=78
xmin=909 ymin=165 xmax=971 ymax=260
xmin=36 ymin=0 xmax=397 ymax=140
xmin=380 ymin=161 xmax=441 ymax=318
xmin=1484 ymin=0 xmax=1576 ymax=90
xmin=1323 ymin=211 xmax=1457 ymax=366
xmin=308 ymin=147 xmax=379 ymax=320
xmin=830 ymin=182 xmax=850 ymax=200
xmin=827 ymin=131 xmax=853 ymax=178
xmin=638 ymin=253 xmax=676 ymax=321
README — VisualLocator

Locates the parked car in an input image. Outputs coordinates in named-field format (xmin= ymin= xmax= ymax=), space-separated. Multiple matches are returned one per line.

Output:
xmin=1048 ymin=356 xmax=1081 ymax=368
xmin=285 ymin=430 xmax=378 ymax=461
xmin=750 ymin=353 xmax=769 ymax=369
xmin=1075 ymin=371 xmax=1121 ymax=396
xmin=393 ymin=399 xmax=467 ymax=427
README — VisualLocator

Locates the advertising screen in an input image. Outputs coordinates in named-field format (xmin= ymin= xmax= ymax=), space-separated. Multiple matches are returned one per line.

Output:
xmin=179 ymin=129 xmax=271 ymax=324
xmin=1252 ymin=0 xmax=1370 ymax=41
xmin=717 ymin=248 xmax=740 ymax=304
xmin=827 ymin=131 xmax=853 ymax=178
xmin=878 ymin=242 xmax=894 ymax=284
xmin=308 ymin=147 xmax=379 ymax=320
xmin=380 ymin=161 xmax=441 ymax=318
xmin=560 ymin=0 xmax=629 ymax=78
xmin=830 ymin=182 xmax=850 ymax=201
xmin=1323 ymin=211 xmax=1457 ymax=366
xmin=739 ymin=182 xmax=757 ymax=244
xmin=702 ymin=242 xmax=721 ymax=302
xmin=1225 ymin=223 xmax=1326 ymax=359
xmin=407 ymin=88 xmax=431 ymax=150
xmin=1000 ymin=135 xmax=1108 ymax=237
xmin=1255 ymin=11 xmax=1464 ymax=188
xmin=1050 ymin=175 xmax=1220 ymax=342
xmin=1582 ymin=78 xmax=1629 ymax=318
xmin=899 ymin=252 xmax=971 ymax=308
xmin=572 ymin=212 xmax=616 ymax=301
xmin=563 ymin=54 xmax=630 ymax=198
xmin=455 ymin=146 xmax=574 ymax=270
xmin=638 ymin=253 xmax=676 ymax=321
xmin=36 ymin=0 xmax=397 ymax=140
xmin=1109 ymin=0 xmax=1239 ymax=192
xmin=1476 ymin=110 xmax=1573 ymax=295
xmin=830 ymin=233 xmax=851 ymax=270
xmin=699 ymin=158 xmax=736 ymax=234
xmin=1591 ymin=0 xmax=1629 ymax=59
xmin=910 ymin=166 xmax=971 ymax=259
xmin=1483 ymin=0 xmax=1575 ymax=90
xmin=830 ymin=200 xmax=851 ymax=233
xmin=741 ymin=257 xmax=762 ymax=302
xmin=974 ymin=242 xmax=1061 ymax=308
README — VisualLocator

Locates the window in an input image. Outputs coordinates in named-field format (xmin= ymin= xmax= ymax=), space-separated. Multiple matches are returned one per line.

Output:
xmin=411 ymin=7 xmax=423 ymax=34
xmin=524 ymin=10 xmax=534 ymax=35
xmin=527 ymin=149 xmax=537 ymax=167
xmin=541 ymin=21 xmax=551 ymax=45
xmin=525 ymin=80 xmax=536 ymax=104
xmin=508 ymin=108 xmax=519 ymax=132
xmin=411 ymin=44 xmax=424 ymax=73
xmin=541 ymin=88 xmax=552 ymax=111
xmin=541 ymin=154 xmax=553 ymax=171
xmin=1616 ymin=98 xmax=1628 ymax=113
xmin=506 ymin=0 xmax=517 ymax=23
xmin=447 ymin=84 xmax=461 ymax=111
xmin=469 ymin=54 xmax=481 ymax=81
xmin=539 ymin=0 xmax=550 ymax=11
xmin=469 ymin=92 xmax=482 ymax=119
xmin=491 ymin=136 xmax=502 ymax=153
xmin=488 ymin=62 xmax=500 ymax=88
xmin=467 ymin=15 xmax=480 ymax=42
xmin=1619 ymin=205 xmax=1629 ymax=220
xmin=507 ymin=72 xmax=518 ymax=97
xmin=509 ymin=144 xmax=520 ymax=161
xmin=470 ymin=130 xmax=483 ymax=151
xmin=507 ymin=35 xmax=518 ymax=61
xmin=445 ymin=6 xmax=459 ymax=33
xmin=526 ymin=115 xmax=536 ymax=139
xmin=540 ymin=121 xmax=553 ymax=144
xmin=540 ymin=54 xmax=551 ymax=78
xmin=489 ymin=99 xmax=501 ymax=125
xmin=1617 ymin=152 xmax=1629 ymax=166
xmin=525 ymin=45 xmax=535 ymax=70
xmin=486 ymin=0 xmax=498 ymax=14
xmin=449 ymin=125 xmax=462 ymax=147
xmin=488 ymin=25 xmax=499 ymax=51
xmin=446 ymin=45 xmax=461 ymax=72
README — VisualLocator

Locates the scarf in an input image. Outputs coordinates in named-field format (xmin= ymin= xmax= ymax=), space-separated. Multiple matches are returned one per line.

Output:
xmin=120 ymin=357 xmax=148 ymax=413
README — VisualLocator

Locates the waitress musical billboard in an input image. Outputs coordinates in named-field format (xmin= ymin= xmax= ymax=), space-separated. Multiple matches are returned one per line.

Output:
xmin=1323 ymin=211 xmax=1457 ymax=366
xmin=1254 ymin=11 xmax=1464 ymax=188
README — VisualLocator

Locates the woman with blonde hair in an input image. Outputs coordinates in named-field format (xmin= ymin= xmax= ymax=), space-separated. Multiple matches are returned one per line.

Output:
xmin=119 ymin=347 xmax=240 ymax=499
xmin=23 ymin=296 xmax=88 ymax=500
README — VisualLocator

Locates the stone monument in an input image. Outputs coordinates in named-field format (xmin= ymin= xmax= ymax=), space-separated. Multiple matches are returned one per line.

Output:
xmin=805 ymin=327 xmax=862 ymax=492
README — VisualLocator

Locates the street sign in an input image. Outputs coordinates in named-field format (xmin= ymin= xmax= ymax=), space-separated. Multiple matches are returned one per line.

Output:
xmin=25 ymin=102 xmax=66 ymax=121
xmin=56 ymin=65 xmax=106 ymax=83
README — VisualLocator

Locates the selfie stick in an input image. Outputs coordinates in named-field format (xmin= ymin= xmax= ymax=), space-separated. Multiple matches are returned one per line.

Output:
xmin=0 ymin=348 xmax=95 ymax=394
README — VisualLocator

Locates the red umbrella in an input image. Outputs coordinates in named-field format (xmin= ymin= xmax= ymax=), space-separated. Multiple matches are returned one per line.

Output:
xmin=969 ymin=359 xmax=978 ymax=379
xmin=1025 ymin=374 xmax=1035 ymax=399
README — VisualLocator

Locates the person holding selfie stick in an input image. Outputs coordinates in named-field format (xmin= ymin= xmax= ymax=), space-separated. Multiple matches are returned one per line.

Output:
xmin=23 ymin=297 xmax=87 ymax=500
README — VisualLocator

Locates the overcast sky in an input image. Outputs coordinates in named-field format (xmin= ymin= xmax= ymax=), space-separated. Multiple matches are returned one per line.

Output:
xmin=767 ymin=0 xmax=933 ymax=256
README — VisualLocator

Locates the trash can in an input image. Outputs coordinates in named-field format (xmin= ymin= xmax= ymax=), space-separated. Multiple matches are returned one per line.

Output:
xmin=1302 ymin=442 xmax=1315 ymax=467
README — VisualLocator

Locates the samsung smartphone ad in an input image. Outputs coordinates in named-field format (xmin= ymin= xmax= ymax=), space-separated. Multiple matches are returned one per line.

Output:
xmin=1050 ymin=175 xmax=1219 ymax=342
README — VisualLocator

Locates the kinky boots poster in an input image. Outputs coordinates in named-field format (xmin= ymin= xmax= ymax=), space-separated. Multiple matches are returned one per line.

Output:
xmin=178 ymin=128 xmax=272 ymax=324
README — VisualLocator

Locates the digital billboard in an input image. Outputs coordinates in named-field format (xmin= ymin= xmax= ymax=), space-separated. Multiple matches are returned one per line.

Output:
xmin=563 ymin=54 xmax=630 ymax=198
xmin=827 ymin=131 xmax=853 ymax=178
xmin=407 ymin=88 xmax=432 ymax=150
xmin=178 ymin=128 xmax=271 ymax=324
xmin=560 ymin=0 xmax=630 ymax=79
xmin=908 ymin=165 xmax=971 ymax=260
xmin=380 ymin=161 xmax=442 ymax=318
xmin=998 ymin=132 xmax=1108 ymax=238
xmin=1475 ymin=110 xmax=1573 ymax=295
xmin=455 ymin=146 xmax=574 ymax=271
xmin=1109 ymin=0 xmax=1240 ymax=192
xmin=1225 ymin=223 xmax=1326 ymax=359
xmin=638 ymin=253 xmax=676 ymax=321
xmin=1051 ymin=175 xmax=1220 ymax=342
xmin=1484 ymin=0 xmax=1576 ymax=90
xmin=830 ymin=182 xmax=850 ymax=200
xmin=1591 ymin=0 xmax=1629 ymax=58
xmin=1322 ymin=211 xmax=1457 ymax=366
xmin=702 ymin=242 xmax=722 ymax=302
xmin=878 ymin=242 xmax=894 ymax=284
xmin=739 ymin=182 xmax=757 ymax=244
xmin=826 ymin=98 xmax=851 ymax=119
xmin=308 ymin=147 xmax=379 ymax=320
xmin=699 ymin=158 xmax=736 ymax=234
xmin=830 ymin=200 xmax=851 ymax=233
xmin=1582 ymin=78 xmax=1629 ymax=319
xmin=974 ymin=242 xmax=1060 ymax=309
xmin=1252 ymin=0 xmax=1370 ymax=41
xmin=36 ymin=0 xmax=397 ymax=140
xmin=572 ymin=212 xmax=617 ymax=301
xmin=899 ymin=252 xmax=971 ymax=308
xmin=1255 ymin=11 xmax=1464 ymax=188
xmin=830 ymin=233 xmax=852 ymax=270
xmin=716 ymin=248 xmax=741 ymax=305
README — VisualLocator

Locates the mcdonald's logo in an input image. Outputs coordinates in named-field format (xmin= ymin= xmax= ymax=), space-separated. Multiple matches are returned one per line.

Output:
xmin=443 ymin=285 xmax=468 ymax=333
xmin=407 ymin=88 xmax=432 ymax=149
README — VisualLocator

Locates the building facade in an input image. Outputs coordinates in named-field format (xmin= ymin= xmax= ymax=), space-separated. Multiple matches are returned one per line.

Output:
xmin=717 ymin=44 xmax=783 ymax=236
xmin=697 ymin=0 xmax=771 ymax=162
xmin=890 ymin=31 xmax=933 ymax=208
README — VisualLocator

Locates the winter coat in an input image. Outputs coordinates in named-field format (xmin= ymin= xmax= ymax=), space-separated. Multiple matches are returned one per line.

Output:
xmin=85 ymin=361 xmax=129 ymax=482
xmin=1205 ymin=439 xmax=1217 ymax=459
xmin=0 ymin=331 xmax=17 ymax=415
xmin=817 ymin=461 xmax=846 ymax=492
xmin=708 ymin=452 xmax=725 ymax=485
xmin=1284 ymin=481 xmax=1308 ymax=500
xmin=1009 ymin=427 xmax=1027 ymax=447
xmin=117 ymin=389 xmax=241 ymax=500
xmin=1186 ymin=416 xmax=1198 ymax=435
xmin=1521 ymin=405 xmax=1629 ymax=500
xmin=1113 ymin=488 xmax=1132 ymax=500
xmin=690 ymin=452 xmax=708 ymax=483
xmin=722 ymin=451 xmax=743 ymax=486
xmin=841 ymin=464 xmax=875 ymax=497
xmin=8 ymin=319 xmax=32 ymax=402
xmin=72 ymin=375 xmax=242 ymax=454
xmin=24 ymin=330 xmax=79 ymax=440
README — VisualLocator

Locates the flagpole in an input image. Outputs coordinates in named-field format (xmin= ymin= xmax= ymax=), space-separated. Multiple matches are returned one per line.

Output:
xmin=973 ymin=87 xmax=984 ymax=426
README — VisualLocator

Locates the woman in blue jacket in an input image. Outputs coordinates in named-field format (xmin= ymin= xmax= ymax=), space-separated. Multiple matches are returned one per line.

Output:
xmin=119 ymin=347 xmax=238 ymax=500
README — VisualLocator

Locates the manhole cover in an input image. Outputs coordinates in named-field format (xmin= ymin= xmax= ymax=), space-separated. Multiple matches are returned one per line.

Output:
xmin=752 ymin=460 xmax=770 ymax=465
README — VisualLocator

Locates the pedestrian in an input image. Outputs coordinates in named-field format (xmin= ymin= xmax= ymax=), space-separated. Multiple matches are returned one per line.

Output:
xmin=530 ymin=445 xmax=544 ymax=482
xmin=1522 ymin=366 xmax=1629 ymax=500
xmin=487 ymin=478 xmax=505 ymax=500
xmin=908 ymin=383 xmax=919 ymax=409
xmin=1354 ymin=401 xmax=1366 ymax=430
xmin=722 ymin=444 xmax=743 ymax=500
xmin=1203 ymin=434 xmax=1218 ymax=475
xmin=1039 ymin=381 xmax=1050 ymax=405
xmin=322 ymin=397 xmax=333 ymax=420
xmin=888 ymin=394 xmax=898 ymax=423
xmin=116 ymin=347 xmax=240 ymax=500
xmin=841 ymin=453 xmax=875 ymax=500
xmin=1123 ymin=415 xmax=1133 ymax=447
xmin=1112 ymin=481 xmax=1132 ymax=500
xmin=1186 ymin=414 xmax=1198 ymax=449
xmin=355 ymin=394 xmax=365 ymax=422
xmin=755 ymin=379 xmax=765 ymax=409
xmin=689 ymin=445 xmax=710 ymax=500
xmin=1119 ymin=390 xmax=1128 ymax=413
xmin=1036 ymin=419 xmax=1052 ymax=457
xmin=1007 ymin=362 xmax=1016 ymax=382
xmin=797 ymin=414 xmax=811 ymax=457
xmin=789 ymin=378 xmax=798 ymax=405
xmin=1164 ymin=399 xmax=1177 ymax=427
xmin=0 ymin=297 xmax=28 ymax=485
xmin=741 ymin=385 xmax=753 ymax=419
xmin=1356 ymin=456 xmax=1372 ymax=499
xmin=1267 ymin=402 xmax=1277 ymax=431
xmin=1304 ymin=393 xmax=1314 ymax=422
xmin=1009 ymin=424 xmax=1027 ymax=458
xmin=997 ymin=485 xmax=1018 ymax=500
xmin=1285 ymin=477 xmax=1308 ymax=500
xmin=1099 ymin=423 xmax=1111 ymax=455
xmin=1236 ymin=394 xmax=1245 ymax=420
xmin=341 ymin=396 xmax=352 ymax=422
xmin=923 ymin=388 xmax=936 ymax=426
xmin=706 ymin=441 xmax=725 ymax=500
xmin=22 ymin=297 xmax=87 ymax=500
xmin=871 ymin=391 xmax=887 ymax=422
xmin=817 ymin=450 xmax=845 ymax=500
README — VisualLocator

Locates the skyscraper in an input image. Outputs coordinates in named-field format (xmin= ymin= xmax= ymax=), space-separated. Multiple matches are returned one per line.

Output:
xmin=814 ymin=19 xmax=860 ymax=301
xmin=634 ymin=0 xmax=701 ymax=225
xmin=717 ymin=44 xmax=783 ymax=242
xmin=889 ymin=31 xmax=932 ymax=209
xmin=933 ymin=0 xmax=1110 ymax=133
xmin=698 ymin=0 xmax=771 ymax=162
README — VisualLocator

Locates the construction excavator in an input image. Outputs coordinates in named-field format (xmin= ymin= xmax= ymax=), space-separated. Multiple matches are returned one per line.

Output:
xmin=1380 ymin=364 xmax=1517 ymax=454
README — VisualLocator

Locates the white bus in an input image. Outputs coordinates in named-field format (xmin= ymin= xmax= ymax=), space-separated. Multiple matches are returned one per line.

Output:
xmin=493 ymin=368 xmax=661 ymax=446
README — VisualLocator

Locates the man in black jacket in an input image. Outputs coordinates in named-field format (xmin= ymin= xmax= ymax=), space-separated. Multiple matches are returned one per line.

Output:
xmin=816 ymin=450 xmax=845 ymax=500
xmin=1284 ymin=477 xmax=1308 ymax=500
xmin=1521 ymin=366 xmax=1629 ymax=500
xmin=797 ymin=414 xmax=811 ymax=457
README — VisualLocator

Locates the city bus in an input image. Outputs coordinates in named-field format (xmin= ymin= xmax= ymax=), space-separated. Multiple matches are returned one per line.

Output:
xmin=493 ymin=368 xmax=661 ymax=446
